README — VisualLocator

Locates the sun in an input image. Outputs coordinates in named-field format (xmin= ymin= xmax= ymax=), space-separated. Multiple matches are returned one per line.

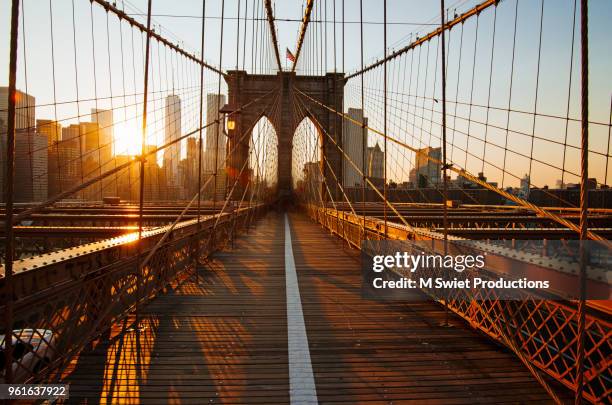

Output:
xmin=113 ymin=121 xmax=142 ymax=156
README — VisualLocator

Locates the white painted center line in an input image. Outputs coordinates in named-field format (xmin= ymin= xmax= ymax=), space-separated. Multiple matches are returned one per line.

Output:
xmin=284 ymin=214 xmax=318 ymax=405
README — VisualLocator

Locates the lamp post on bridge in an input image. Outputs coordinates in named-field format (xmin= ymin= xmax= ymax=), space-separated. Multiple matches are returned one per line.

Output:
xmin=220 ymin=103 xmax=247 ymax=202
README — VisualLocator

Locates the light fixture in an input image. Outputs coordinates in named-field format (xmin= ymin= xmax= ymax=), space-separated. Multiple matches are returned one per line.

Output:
xmin=227 ymin=119 xmax=236 ymax=130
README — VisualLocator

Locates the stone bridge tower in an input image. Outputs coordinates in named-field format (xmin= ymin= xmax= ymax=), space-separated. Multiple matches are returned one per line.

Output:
xmin=224 ymin=70 xmax=344 ymax=201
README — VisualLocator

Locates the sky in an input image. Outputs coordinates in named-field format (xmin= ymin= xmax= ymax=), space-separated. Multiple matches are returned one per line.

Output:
xmin=0 ymin=0 xmax=611 ymax=189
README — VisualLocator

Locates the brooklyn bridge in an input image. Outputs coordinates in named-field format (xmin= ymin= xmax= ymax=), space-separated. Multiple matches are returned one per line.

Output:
xmin=0 ymin=0 xmax=610 ymax=403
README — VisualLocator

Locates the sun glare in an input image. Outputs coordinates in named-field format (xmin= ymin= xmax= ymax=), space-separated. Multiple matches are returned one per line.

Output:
xmin=113 ymin=121 xmax=143 ymax=156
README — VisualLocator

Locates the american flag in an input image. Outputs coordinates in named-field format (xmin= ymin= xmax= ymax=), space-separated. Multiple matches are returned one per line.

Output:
xmin=286 ymin=48 xmax=296 ymax=63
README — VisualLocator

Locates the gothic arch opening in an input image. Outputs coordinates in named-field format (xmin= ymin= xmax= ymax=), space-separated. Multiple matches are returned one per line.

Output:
xmin=249 ymin=115 xmax=278 ymax=199
xmin=292 ymin=116 xmax=322 ymax=201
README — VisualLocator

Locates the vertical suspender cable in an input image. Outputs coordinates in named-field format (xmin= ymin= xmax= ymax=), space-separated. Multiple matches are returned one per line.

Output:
xmin=22 ymin=2 xmax=33 ymax=212
xmin=254 ymin=0 xmax=259 ymax=73
xmin=236 ymin=0 xmax=241 ymax=69
xmin=575 ymin=0 xmax=589 ymax=403
xmin=106 ymin=12 xmax=120 ymax=197
xmin=52 ymin=1 xmax=66 ymax=196
xmin=333 ymin=0 xmax=336 ymax=73
xmin=501 ymin=0 xmax=520 ymax=188
xmin=118 ymin=5 xmax=132 ymax=200
xmin=360 ymin=0 xmax=366 ymax=239
xmin=605 ymin=95 xmax=611 ymax=188
xmin=137 ymin=0 xmax=154 ymax=318
xmin=324 ymin=0 xmax=328 ymax=72
xmin=242 ymin=0 xmax=248 ymax=71
xmin=342 ymin=0 xmax=344 ymax=73
xmin=333 ymin=0 xmax=341 ymax=236
xmin=318 ymin=2 xmax=321 ymax=74
xmin=196 ymin=0 xmax=207 ymax=276
xmin=383 ymin=0 xmax=388 ymax=238
xmin=90 ymin=3 xmax=103 ymax=200
xmin=440 ymin=0 xmax=451 ymax=325
xmin=251 ymin=0 xmax=257 ymax=71
xmin=605 ymin=95 xmax=611 ymax=190
xmin=3 ymin=0 xmax=20 ymax=385
xmin=214 ymin=0 xmax=225 ymax=210
xmin=561 ymin=0 xmax=577 ymax=189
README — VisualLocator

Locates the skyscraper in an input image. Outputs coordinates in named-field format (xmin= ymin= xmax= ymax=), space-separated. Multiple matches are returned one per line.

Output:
xmin=205 ymin=93 xmax=227 ymax=172
xmin=205 ymin=93 xmax=227 ymax=198
xmin=0 ymin=128 xmax=47 ymax=202
xmin=37 ymin=119 xmax=62 ymax=146
xmin=61 ymin=124 xmax=82 ymax=151
xmin=164 ymin=95 xmax=182 ymax=187
xmin=60 ymin=122 xmax=107 ymax=200
xmin=177 ymin=137 xmax=201 ymax=198
xmin=342 ymin=108 xmax=368 ymax=187
xmin=409 ymin=146 xmax=441 ymax=188
xmin=0 ymin=87 xmax=35 ymax=130
xmin=91 ymin=109 xmax=114 ymax=167
xmin=80 ymin=122 xmax=101 ymax=161
xmin=366 ymin=142 xmax=385 ymax=180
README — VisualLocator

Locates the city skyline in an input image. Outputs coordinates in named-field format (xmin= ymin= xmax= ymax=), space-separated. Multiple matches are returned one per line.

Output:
xmin=0 ymin=86 xmax=234 ymax=203
xmin=1 ymin=1 xmax=611 ymax=192
xmin=0 ymin=3 xmax=608 ymax=403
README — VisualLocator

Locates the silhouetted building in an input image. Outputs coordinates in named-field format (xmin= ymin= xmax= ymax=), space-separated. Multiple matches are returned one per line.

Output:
xmin=60 ymin=122 xmax=108 ymax=200
xmin=409 ymin=147 xmax=441 ymax=188
xmin=37 ymin=119 xmax=62 ymax=145
xmin=114 ymin=154 xmax=137 ymax=201
xmin=342 ymin=108 xmax=368 ymax=187
xmin=144 ymin=145 xmax=168 ymax=201
xmin=164 ymin=95 xmax=182 ymax=188
xmin=0 ymin=128 xmax=47 ymax=202
xmin=181 ymin=137 xmax=201 ymax=197
xmin=366 ymin=142 xmax=384 ymax=181
xmin=115 ymin=146 xmax=167 ymax=201
xmin=519 ymin=174 xmax=530 ymax=198
xmin=80 ymin=122 xmax=101 ymax=160
xmin=0 ymin=87 xmax=35 ymax=130
xmin=91 ymin=109 xmax=114 ymax=168
xmin=205 ymin=93 xmax=227 ymax=198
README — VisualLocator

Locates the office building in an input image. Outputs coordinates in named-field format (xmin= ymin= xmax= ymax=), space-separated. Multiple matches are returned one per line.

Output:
xmin=409 ymin=146 xmax=441 ymax=188
xmin=342 ymin=108 xmax=368 ymax=187
xmin=0 ymin=87 xmax=35 ymax=130
xmin=164 ymin=95 xmax=182 ymax=187
xmin=205 ymin=93 xmax=227 ymax=173
xmin=91 ymin=109 xmax=114 ymax=166
xmin=37 ymin=119 xmax=62 ymax=146
xmin=204 ymin=93 xmax=227 ymax=198
xmin=0 ymin=128 xmax=47 ymax=202
xmin=181 ymin=137 xmax=201 ymax=197
xmin=519 ymin=174 xmax=531 ymax=198
xmin=366 ymin=142 xmax=385 ymax=180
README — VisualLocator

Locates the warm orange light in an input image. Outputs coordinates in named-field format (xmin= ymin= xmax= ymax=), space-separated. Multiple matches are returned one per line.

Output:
xmin=227 ymin=120 xmax=236 ymax=130
xmin=113 ymin=121 xmax=142 ymax=156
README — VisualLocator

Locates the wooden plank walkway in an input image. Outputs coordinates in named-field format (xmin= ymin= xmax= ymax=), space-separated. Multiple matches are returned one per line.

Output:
xmin=62 ymin=211 xmax=562 ymax=404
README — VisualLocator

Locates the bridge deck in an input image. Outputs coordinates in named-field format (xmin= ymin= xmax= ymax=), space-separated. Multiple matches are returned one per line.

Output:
xmin=63 ymin=211 xmax=560 ymax=404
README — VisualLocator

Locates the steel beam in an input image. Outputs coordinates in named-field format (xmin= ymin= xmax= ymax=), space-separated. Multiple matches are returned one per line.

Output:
xmin=291 ymin=0 xmax=314 ymax=71
xmin=264 ymin=0 xmax=283 ymax=71
xmin=90 ymin=0 xmax=225 ymax=77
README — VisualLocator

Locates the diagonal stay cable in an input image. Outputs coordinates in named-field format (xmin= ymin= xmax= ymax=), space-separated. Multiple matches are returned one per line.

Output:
xmin=294 ymin=88 xmax=608 ymax=243
xmin=139 ymin=88 xmax=281 ymax=270
xmin=12 ymin=89 xmax=277 ymax=224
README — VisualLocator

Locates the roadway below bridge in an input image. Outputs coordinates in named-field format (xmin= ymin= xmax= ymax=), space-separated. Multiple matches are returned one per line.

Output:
xmin=62 ymin=210 xmax=570 ymax=404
